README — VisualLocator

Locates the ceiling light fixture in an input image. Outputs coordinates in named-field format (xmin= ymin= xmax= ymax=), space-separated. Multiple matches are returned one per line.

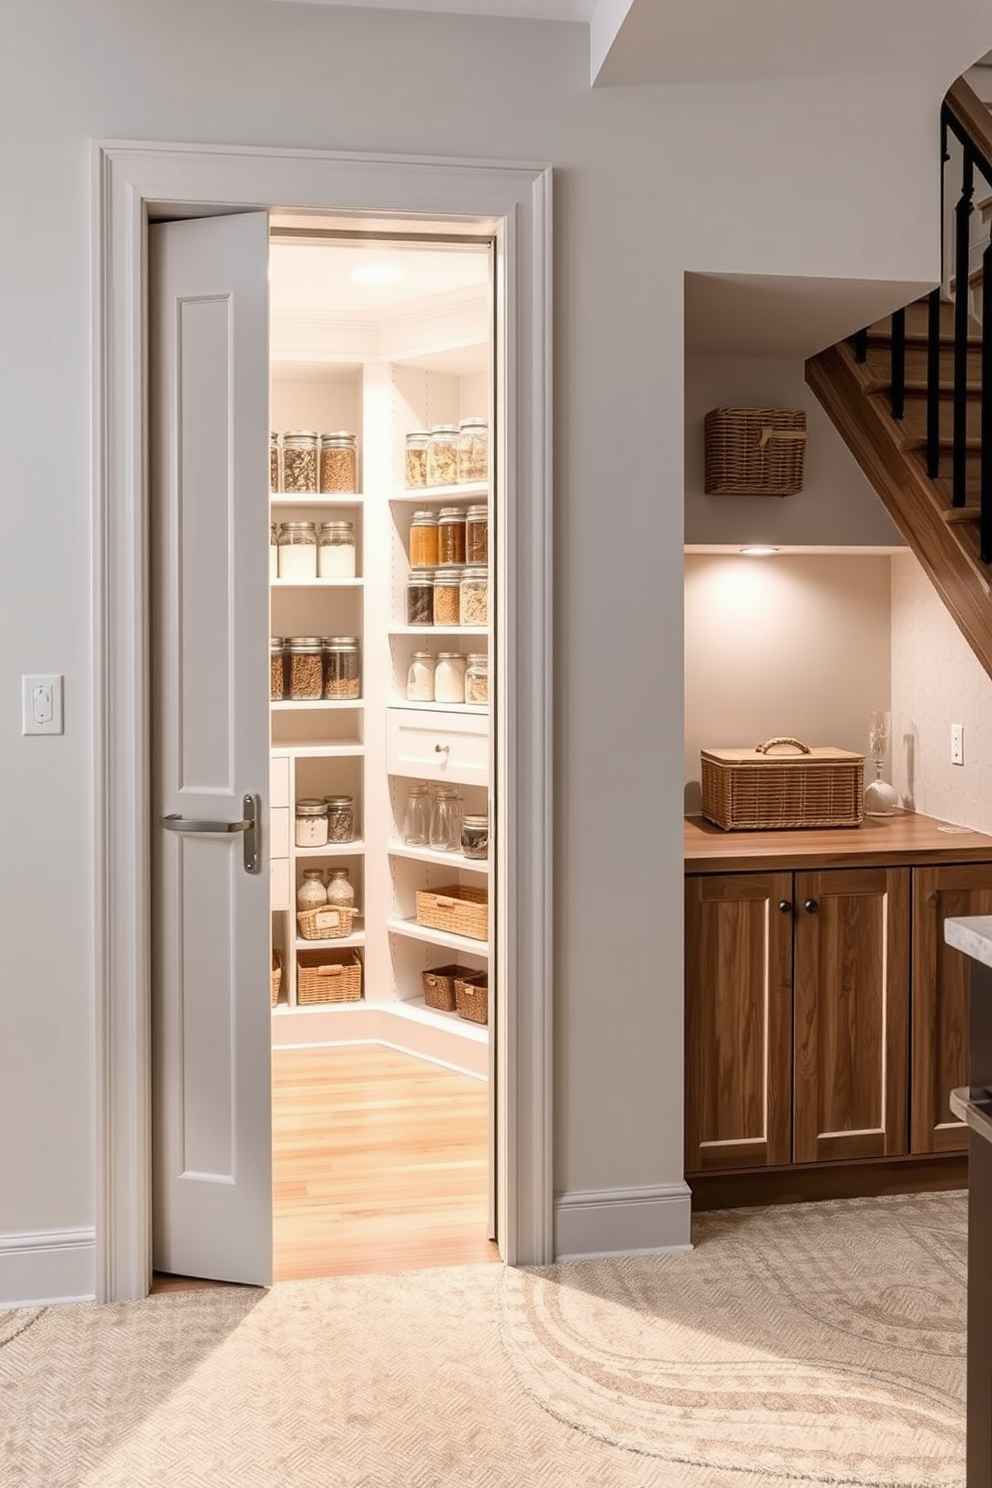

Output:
xmin=739 ymin=545 xmax=779 ymax=557
xmin=350 ymin=263 xmax=403 ymax=286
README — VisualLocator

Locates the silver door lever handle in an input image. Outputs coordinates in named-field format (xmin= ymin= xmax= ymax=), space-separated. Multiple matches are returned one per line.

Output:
xmin=161 ymin=815 xmax=251 ymax=833
xmin=161 ymin=793 xmax=261 ymax=875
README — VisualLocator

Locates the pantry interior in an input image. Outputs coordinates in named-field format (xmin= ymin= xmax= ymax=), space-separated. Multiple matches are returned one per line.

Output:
xmin=266 ymin=219 xmax=496 ymax=1269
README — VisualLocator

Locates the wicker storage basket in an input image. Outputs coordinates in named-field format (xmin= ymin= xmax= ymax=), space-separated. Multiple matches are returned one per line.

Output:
xmin=704 ymin=407 xmax=807 ymax=496
xmin=421 ymin=963 xmax=478 ymax=1012
xmin=415 ymin=884 xmax=488 ymax=941
xmin=271 ymin=950 xmax=283 ymax=1008
xmin=454 ymin=972 xmax=489 ymax=1025
xmin=700 ymin=738 xmax=864 ymax=830
xmin=296 ymin=903 xmax=357 ymax=941
xmin=296 ymin=947 xmax=363 ymax=1005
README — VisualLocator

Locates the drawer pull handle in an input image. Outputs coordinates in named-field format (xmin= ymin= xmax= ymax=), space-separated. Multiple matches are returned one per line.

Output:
xmin=803 ymin=898 xmax=819 ymax=914
xmin=434 ymin=743 xmax=449 ymax=754
xmin=778 ymin=900 xmax=792 ymax=914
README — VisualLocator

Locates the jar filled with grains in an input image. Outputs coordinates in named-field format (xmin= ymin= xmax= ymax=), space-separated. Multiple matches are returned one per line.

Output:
xmin=297 ymin=868 xmax=328 ymax=913
xmin=295 ymin=799 xmax=328 ymax=848
xmin=465 ymin=505 xmax=488 ymax=565
xmin=270 ymin=433 xmax=280 ymax=492
xmin=405 ymin=431 xmax=429 ymax=488
xmin=282 ymin=432 xmax=319 ymax=493
xmin=270 ymin=524 xmax=279 ymax=581
xmin=320 ymin=432 xmax=358 ymax=493
xmin=407 ymin=651 xmax=436 ymax=702
xmin=287 ymin=637 xmax=324 ymax=700
xmin=270 ymin=637 xmax=286 ymax=701
xmin=322 ymin=636 xmax=361 ymax=700
xmin=461 ymin=814 xmax=489 ymax=860
xmin=325 ymin=868 xmax=355 ymax=908
xmin=318 ymin=521 xmax=356 ymax=579
xmin=435 ymin=651 xmax=467 ymax=704
xmin=465 ymin=653 xmax=488 ymax=706
xmin=437 ymin=508 xmax=467 ymax=566
xmin=432 ymin=569 xmax=462 ymax=627
xmin=277 ymin=522 xmax=318 ymax=581
xmin=427 ymin=426 xmax=459 ymax=486
xmin=407 ymin=571 xmax=434 ymax=626
xmin=459 ymin=568 xmax=488 ymax=627
xmin=409 ymin=511 xmax=439 ymax=568
xmin=323 ymin=796 xmax=355 ymax=843
xmin=457 ymin=419 xmax=488 ymax=484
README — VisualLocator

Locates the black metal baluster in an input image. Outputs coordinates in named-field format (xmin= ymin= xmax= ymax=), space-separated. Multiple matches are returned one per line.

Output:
xmin=853 ymin=328 xmax=869 ymax=364
xmin=927 ymin=288 xmax=942 ymax=477
xmin=953 ymin=151 xmax=975 ymax=508
xmin=891 ymin=308 xmax=906 ymax=420
xmin=982 ymin=235 xmax=992 ymax=561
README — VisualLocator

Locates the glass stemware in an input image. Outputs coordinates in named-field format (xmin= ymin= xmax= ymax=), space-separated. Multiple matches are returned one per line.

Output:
xmin=865 ymin=709 xmax=897 ymax=817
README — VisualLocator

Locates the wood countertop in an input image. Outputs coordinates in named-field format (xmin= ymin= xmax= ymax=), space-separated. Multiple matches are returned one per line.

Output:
xmin=685 ymin=809 xmax=992 ymax=873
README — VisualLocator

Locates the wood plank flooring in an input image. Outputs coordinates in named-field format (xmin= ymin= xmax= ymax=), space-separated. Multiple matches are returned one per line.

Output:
xmin=152 ymin=1043 xmax=497 ymax=1294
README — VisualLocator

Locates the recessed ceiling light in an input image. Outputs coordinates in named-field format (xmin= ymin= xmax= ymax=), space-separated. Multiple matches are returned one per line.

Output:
xmin=350 ymin=264 xmax=403 ymax=286
xmin=739 ymin=545 xmax=779 ymax=556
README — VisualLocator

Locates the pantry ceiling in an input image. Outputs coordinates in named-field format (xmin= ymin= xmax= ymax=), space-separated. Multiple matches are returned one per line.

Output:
xmin=247 ymin=0 xmax=595 ymax=16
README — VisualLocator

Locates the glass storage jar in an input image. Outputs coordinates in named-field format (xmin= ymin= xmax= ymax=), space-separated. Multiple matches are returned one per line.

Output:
xmin=277 ymin=521 xmax=318 ymax=581
xmin=407 ymin=651 xmax=436 ymax=702
xmin=465 ymin=653 xmax=488 ymax=705
xmin=407 ymin=570 xmax=434 ymax=626
xmin=402 ymin=783 xmax=430 ymax=845
xmin=323 ymin=795 xmax=355 ymax=843
xmin=405 ymin=431 xmax=429 ymax=488
xmin=287 ymin=637 xmax=324 ymax=700
xmin=409 ymin=511 xmax=439 ymax=568
xmin=434 ymin=651 xmax=466 ymax=704
xmin=318 ymin=520 xmax=356 ymax=579
xmin=320 ymin=432 xmax=358 ymax=493
xmin=325 ymin=867 xmax=355 ymax=908
xmin=461 ymin=814 xmax=489 ymax=860
xmin=465 ymin=504 xmax=488 ymax=565
xmin=282 ymin=431 xmax=319 ymax=493
xmin=433 ymin=569 xmax=462 ymax=627
xmin=426 ymin=426 xmax=459 ymax=486
xmin=297 ymin=868 xmax=328 ymax=913
xmin=457 ymin=419 xmax=488 ymax=483
xmin=429 ymin=787 xmax=463 ymax=852
xmin=270 ymin=433 xmax=280 ymax=492
xmin=459 ymin=567 xmax=488 ymax=627
xmin=270 ymin=637 xmax=285 ymax=701
xmin=270 ymin=523 xmax=279 ymax=581
xmin=437 ymin=507 xmax=466 ymax=566
xmin=322 ymin=636 xmax=361 ymax=700
xmin=295 ymin=799 xmax=328 ymax=848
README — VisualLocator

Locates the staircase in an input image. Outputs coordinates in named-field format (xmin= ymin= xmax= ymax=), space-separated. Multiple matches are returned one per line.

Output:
xmin=806 ymin=77 xmax=992 ymax=679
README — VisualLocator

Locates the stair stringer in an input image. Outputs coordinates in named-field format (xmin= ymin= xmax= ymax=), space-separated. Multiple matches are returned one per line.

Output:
xmin=805 ymin=340 xmax=992 ymax=683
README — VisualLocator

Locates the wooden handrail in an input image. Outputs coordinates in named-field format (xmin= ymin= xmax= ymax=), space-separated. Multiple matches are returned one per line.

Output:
xmin=946 ymin=78 xmax=992 ymax=177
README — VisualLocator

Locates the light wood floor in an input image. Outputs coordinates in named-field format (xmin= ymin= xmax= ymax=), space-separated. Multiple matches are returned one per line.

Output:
xmin=152 ymin=1044 xmax=498 ymax=1294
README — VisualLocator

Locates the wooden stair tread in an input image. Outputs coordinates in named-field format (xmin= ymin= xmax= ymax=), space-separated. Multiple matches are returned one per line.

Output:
xmin=864 ymin=379 xmax=983 ymax=398
xmin=944 ymin=507 xmax=982 ymax=525
xmin=900 ymin=434 xmax=983 ymax=453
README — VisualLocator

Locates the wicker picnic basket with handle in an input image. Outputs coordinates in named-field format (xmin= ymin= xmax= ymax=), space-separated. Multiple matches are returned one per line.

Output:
xmin=700 ymin=738 xmax=864 ymax=830
xmin=704 ymin=407 xmax=807 ymax=496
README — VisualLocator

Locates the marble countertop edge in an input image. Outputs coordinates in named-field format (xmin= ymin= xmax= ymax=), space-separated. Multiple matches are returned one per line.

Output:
xmin=945 ymin=916 xmax=992 ymax=970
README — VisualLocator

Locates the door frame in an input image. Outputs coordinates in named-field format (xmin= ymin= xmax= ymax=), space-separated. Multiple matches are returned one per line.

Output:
xmin=92 ymin=140 xmax=553 ymax=1301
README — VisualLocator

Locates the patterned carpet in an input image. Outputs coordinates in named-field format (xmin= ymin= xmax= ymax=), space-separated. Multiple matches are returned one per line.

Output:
xmin=0 ymin=1192 xmax=967 ymax=1488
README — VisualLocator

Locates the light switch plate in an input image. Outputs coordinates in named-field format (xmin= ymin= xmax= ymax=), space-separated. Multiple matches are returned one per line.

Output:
xmin=22 ymin=674 xmax=63 ymax=736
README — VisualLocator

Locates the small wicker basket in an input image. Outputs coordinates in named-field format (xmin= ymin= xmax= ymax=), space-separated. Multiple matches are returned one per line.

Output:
xmin=296 ymin=903 xmax=358 ymax=941
xmin=271 ymin=950 xmax=283 ymax=1008
xmin=296 ymin=948 xmax=363 ymax=1005
xmin=454 ymin=972 xmax=488 ymax=1025
xmin=422 ymin=963 xmax=478 ymax=1013
xmin=416 ymin=884 xmax=488 ymax=941
xmin=704 ymin=407 xmax=807 ymax=496
xmin=701 ymin=738 xmax=864 ymax=831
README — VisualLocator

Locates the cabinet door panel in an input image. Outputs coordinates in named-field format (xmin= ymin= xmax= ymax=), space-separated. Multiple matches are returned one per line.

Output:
xmin=685 ymin=873 xmax=793 ymax=1172
xmin=912 ymin=864 xmax=992 ymax=1153
xmin=793 ymin=868 xmax=909 ymax=1164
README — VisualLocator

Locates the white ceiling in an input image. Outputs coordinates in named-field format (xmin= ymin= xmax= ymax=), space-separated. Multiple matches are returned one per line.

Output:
xmin=247 ymin=0 xmax=595 ymax=17
xmin=269 ymin=241 xmax=488 ymax=320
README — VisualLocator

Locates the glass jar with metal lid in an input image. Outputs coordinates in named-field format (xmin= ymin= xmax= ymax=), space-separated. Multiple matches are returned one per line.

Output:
xmin=319 ymin=432 xmax=358 ymax=493
xmin=457 ymin=419 xmax=488 ymax=484
xmin=410 ymin=510 xmax=439 ymax=568
xmin=295 ymin=799 xmax=328 ymax=848
xmin=277 ymin=521 xmax=317 ymax=582
xmin=317 ymin=520 xmax=356 ymax=579
xmin=432 ymin=569 xmax=462 ymax=627
xmin=282 ymin=432 xmax=319 ymax=493
xmin=461 ymin=814 xmax=489 ymax=860
xmin=465 ymin=504 xmax=488 ymax=565
xmin=270 ymin=523 xmax=278 ymax=581
xmin=459 ymin=567 xmax=488 ymax=627
xmin=405 ymin=431 xmax=429 ymax=488
xmin=437 ymin=507 xmax=467 ymax=566
xmin=287 ymin=636 xmax=324 ymax=700
xmin=270 ymin=637 xmax=286 ymax=701
xmin=325 ymin=867 xmax=355 ymax=908
xmin=270 ymin=433 xmax=280 ymax=492
xmin=297 ymin=868 xmax=328 ymax=913
xmin=434 ymin=651 xmax=467 ymax=704
xmin=323 ymin=795 xmax=355 ymax=843
xmin=407 ymin=651 xmax=436 ymax=702
xmin=465 ymin=652 xmax=488 ymax=706
xmin=407 ymin=570 xmax=434 ymax=626
xmin=322 ymin=636 xmax=361 ymax=700
xmin=426 ymin=426 xmax=459 ymax=487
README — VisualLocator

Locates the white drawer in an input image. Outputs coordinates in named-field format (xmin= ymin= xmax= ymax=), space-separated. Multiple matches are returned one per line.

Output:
xmin=386 ymin=708 xmax=489 ymax=786
xmin=270 ymin=807 xmax=290 ymax=859
xmin=270 ymin=754 xmax=290 ymax=810
xmin=270 ymin=857 xmax=291 ymax=911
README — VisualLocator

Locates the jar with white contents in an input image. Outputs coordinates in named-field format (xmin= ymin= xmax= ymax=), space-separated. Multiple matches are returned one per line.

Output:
xmin=295 ymin=799 xmax=328 ymax=848
xmin=297 ymin=868 xmax=328 ymax=913
xmin=318 ymin=521 xmax=356 ymax=579
xmin=435 ymin=651 xmax=467 ymax=704
xmin=278 ymin=522 xmax=318 ymax=581
xmin=407 ymin=651 xmax=436 ymax=702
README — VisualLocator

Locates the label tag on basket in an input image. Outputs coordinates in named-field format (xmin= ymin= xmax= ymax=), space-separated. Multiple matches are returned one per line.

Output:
xmin=314 ymin=909 xmax=341 ymax=932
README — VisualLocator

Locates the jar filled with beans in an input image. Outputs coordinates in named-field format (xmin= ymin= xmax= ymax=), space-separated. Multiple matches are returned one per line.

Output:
xmin=433 ymin=569 xmax=462 ymax=627
xmin=287 ymin=637 xmax=324 ymax=700
xmin=438 ymin=508 xmax=466 ymax=565
xmin=320 ymin=432 xmax=358 ymax=493
xmin=270 ymin=524 xmax=278 ymax=581
xmin=282 ymin=432 xmax=319 ymax=493
xmin=270 ymin=433 xmax=280 ymax=492
xmin=270 ymin=637 xmax=285 ymax=701
xmin=427 ymin=426 xmax=459 ymax=486
xmin=410 ymin=511 xmax=439 ymax=568
xmin=405 ymin=431 xmax=429 ymax=488
xmin=457 ymin=419 xmax=488 ymax=483
xmin=322 ymin=636 xmax=361 ymax=700
xmin=323 ymin=796 xmax=355 ymax=843
xmin=407 ymin=570 xmax=435 ymax=626
xmin=465 ymin=504 xmax=488 ymax=565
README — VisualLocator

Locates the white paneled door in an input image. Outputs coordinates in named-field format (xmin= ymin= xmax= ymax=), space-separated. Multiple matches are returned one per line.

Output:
xmin=150 ymin=213 xmax=272 ymax=1284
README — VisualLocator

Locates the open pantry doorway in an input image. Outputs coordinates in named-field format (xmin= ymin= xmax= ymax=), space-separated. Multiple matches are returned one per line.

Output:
xmin=94 ymin=141 xmax=553 ymax=1302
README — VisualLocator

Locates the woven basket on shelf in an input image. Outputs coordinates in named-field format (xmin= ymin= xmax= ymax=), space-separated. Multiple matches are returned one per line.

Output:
xmin=271 ymin=950 xmax=283 ymax=1008
xmin=421 ymin=963 xmax=478 ymax=1013
xmin=296 ymin=948 xmax=363 ymax=1005
xmin=416 ymin=884 xmax=488 ymax=941
xmin=296 ymin=903 xmax=358 ymax=941
xmin=700 ymin=738 xmax=864 ymax=831
xmin=704 ymin=407 xmax=807 ymax=496
xmin=454 ymin=972 xmax=488 ymax=1025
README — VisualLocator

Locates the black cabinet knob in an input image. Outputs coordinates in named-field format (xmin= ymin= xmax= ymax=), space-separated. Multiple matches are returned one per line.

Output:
xmin=777 ymin=900 xmax=792 ymax=914
xmin=803 ymin=898 xmax=819 ymax=914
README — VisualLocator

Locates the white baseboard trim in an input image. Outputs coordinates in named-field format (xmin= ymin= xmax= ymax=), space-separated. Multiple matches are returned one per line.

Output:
xmin=553 ymin=1182 xmax=692 ymax=1260
xmin=0 ymin=1227 xmax=97 ymax=1306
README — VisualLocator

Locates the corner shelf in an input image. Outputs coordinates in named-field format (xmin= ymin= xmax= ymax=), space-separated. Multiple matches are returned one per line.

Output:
xmin=386 ymin=700 xmax=486 ymax=716
xmin=390 ymin=625 xmax=488 ymax=637
xmin=387 ymin=917 xmax=490 ymax=957
xmin=271 ymin=700 xmax=365 ymax=711
xmin=390 ymin=481 xmax=488 ymax=505
xmin=271 ymin=493 xmax=364 ymax=508
xmin=389 ymin=842 xmax=489 ymax=876
xmin=294 ymin=929 xmax=366 ymax=950
xmin=295 ymin=840 xmax=366 ymax=857
xmin=271 ymin=578 xmax=363 ymax=588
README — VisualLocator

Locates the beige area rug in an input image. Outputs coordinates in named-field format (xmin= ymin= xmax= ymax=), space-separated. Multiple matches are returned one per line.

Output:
xmin=0 ymin=1193 xmax=966 ymax=1488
